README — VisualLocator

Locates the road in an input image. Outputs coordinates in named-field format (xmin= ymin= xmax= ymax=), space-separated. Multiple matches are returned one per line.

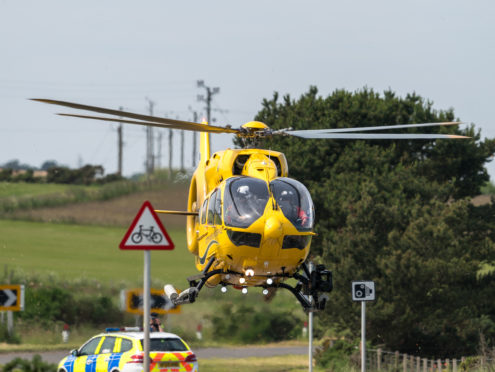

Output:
xmin=0 ymin=346 xmax=307 ymax=365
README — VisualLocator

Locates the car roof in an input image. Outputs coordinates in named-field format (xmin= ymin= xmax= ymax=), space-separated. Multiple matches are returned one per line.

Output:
xmin=100 ymin=331 xmax=182 ymax=340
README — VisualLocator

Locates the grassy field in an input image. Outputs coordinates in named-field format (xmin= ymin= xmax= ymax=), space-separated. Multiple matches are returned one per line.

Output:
xmin=0 ymin=219 xmax=304 ymax=342
xmin=0 ymin=354 xmax=325 ymax=372
xmin=0 ymin=219 xmax=192 ymax=287
xmin=0 ymin=182 xmax=83 ymax=198
xmin=199 ymin=355 xmax=323 ymax=372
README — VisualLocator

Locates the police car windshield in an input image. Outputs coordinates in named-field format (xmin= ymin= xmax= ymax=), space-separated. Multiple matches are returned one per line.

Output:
xmin=224 ymin=177 xmax=269 ymax=228
xmin=140 ymin=338 xmax=188 ymax=352
xmin=270 ymin=177 xmax=314 ymax=232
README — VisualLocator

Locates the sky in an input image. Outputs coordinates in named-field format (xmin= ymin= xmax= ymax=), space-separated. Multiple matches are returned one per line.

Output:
xmin=1 ymin=0 xmax=494 ymax=179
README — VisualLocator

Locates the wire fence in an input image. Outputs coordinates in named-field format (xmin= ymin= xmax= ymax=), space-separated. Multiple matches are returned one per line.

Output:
xmin=365 ymin=348 xmax=492 ymax=372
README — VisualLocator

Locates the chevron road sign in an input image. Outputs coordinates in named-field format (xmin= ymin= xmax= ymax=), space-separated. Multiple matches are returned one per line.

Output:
xmin=123 ymin=288 xmax=180 ymax=315
xmin=0 ymin=284 xmax=24 ymax=311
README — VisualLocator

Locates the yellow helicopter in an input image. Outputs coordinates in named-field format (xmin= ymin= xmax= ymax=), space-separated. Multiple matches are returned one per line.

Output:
xmin=32 ymin=98 xmax=467 ymax=310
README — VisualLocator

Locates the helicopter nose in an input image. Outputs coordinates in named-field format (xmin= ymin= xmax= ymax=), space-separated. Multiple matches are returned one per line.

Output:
xmin=264 ymin=216 xmax=283 ymax=239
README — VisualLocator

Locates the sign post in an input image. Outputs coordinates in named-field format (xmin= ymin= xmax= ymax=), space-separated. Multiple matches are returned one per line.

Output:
xmin=308 ymin=262 xmax=314 ymax=372
xmin=0 ymin=284 xmax=25 ymax=337
xmin=120 ymin=201 xmax=174 ymax=372
xmin=352 ymin=281 xmax=375 ymax=372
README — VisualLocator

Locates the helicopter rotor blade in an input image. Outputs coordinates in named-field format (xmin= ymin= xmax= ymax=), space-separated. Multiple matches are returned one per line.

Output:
xmin=286 ymin=121 xmax=463 ymax=135
xmin=286 ymin=132 xmax=469 ymax=140
xmin=56 ymin=113 xmax=233 ymax=133
xmin=31 ymin=98 xmax=239 ymax=134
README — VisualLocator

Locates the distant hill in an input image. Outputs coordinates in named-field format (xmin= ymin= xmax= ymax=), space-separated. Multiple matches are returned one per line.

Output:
xmin=11 ymin=186 xmax=188 ymax=228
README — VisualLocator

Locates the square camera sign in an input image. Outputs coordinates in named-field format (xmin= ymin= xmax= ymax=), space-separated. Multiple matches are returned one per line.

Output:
xmin=351 ymin=281 xmax=375 ymax=301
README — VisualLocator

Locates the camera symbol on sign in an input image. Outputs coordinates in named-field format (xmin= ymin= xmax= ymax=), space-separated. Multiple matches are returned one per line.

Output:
xmin=352 ymin=281 xmax=375 ymax=301
xmin=354 ymin=284 xmax=372 ymax=298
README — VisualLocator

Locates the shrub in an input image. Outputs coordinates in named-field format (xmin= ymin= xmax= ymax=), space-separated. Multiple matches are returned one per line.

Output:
xmin=210 ymin=302 xmax=300 ymax=343
xmin=314 ymin=339 xmax=359 ymax=371
xmin=0 ymin=322 xmax=21 ymax=344
xmin=2 ymin=355 xmax=56 ymax=372
xmin=18 ymin=286 xmax=123 ymax=326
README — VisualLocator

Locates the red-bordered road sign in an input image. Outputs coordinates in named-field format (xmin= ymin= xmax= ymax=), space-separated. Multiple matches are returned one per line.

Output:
xmin=119 ymin=201 xmax=175 ymax=250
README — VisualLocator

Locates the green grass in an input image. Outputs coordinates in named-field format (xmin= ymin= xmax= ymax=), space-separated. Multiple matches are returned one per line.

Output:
xmin=0 ymin=219 xmax=307 ymax=348
xmin=199 ymin=355 xmax=323 ymax=372
xmin=0 ymin=220 xmax=194 ymax=288
xmin=0 ymin=182 xmax=82 ymax=198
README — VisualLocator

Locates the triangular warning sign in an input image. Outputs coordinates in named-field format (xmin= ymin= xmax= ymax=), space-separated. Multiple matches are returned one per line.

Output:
xmin=120 ymin=201 xmax=175 ymax=250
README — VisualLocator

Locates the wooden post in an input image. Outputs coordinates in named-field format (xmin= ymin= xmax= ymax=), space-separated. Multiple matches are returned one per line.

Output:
xmin=453 ymin=359 xmax=457 ymax=372
xmin=416 ymin=356 xmax=420 ymax=372
xmin=395 ymin=351 xmax=399 ymax=371
xmin=410 ymin=355 xmax=415 ymax=370
xmin=422 ymin=358 xmax=427 ymax=372
xmin=445 ymin=359 xmax=449 ymax=371
xmin=437 ymin=359 xmax=442 ymax=372
xmin=377 ymin=348 xmax=382 ymax=371
xmin=403 ymin=354 xmax=408 ymax=372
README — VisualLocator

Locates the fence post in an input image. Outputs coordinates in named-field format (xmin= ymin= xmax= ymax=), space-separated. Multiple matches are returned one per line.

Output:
xmin=453 ymin=359 xmax=457 ymax=372
xmin=377 ymin=348 xmax=382 ymax=371
xmin=445 ymin=359 xmax=449 ymax=371
xmin=403 ymin=354 xmax=408 ymax=372
xmin=437 ymin=359 xmax=442 ymax=372
xmin=422 ymin=358 xmax=427 ymax=372
xmin=395 ymin=351 xmax=399 ymax=371
xmin=410 ymin=355 xmax=415 ymax=371
xmin=416 ymin=356 xmax=420 ymax=372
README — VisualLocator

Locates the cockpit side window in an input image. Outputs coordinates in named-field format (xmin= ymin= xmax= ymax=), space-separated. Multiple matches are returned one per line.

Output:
xmin=207 ymin=190 xmax=218 ymax=225
xmin=270 ymin=177 xmax=314 ymax=232
xmin=200 ymin=199 xmax=208 ymax=224
xmin=213 ymin=190 xmax=222 ymax=225
xmin=224 ymin=177 xmax=269 ymax=228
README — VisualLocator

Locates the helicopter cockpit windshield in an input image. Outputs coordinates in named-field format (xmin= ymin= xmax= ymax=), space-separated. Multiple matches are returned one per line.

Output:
xmin=270 ymin=177 xmax=314 ymax=232
xmin=224 ymin=177 xmax=269 ymax=228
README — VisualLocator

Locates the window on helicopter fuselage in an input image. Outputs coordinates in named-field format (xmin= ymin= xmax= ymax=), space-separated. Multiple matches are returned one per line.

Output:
xmin=207 ymin=190 xmax=218 ymax=225
xmin=213 ymin=190 xmax=222 ymax=225
xmin=200 ymin=199 xmax=208 ymax=225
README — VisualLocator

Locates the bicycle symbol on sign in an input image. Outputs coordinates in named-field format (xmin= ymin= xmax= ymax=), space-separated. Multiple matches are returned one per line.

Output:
xmin=131 ymin=225 xmax=163 ymax=244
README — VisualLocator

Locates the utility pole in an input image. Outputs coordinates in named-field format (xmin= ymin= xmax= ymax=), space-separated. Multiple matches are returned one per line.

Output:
xmin=188 ymin=107 xmax=199 ymax=168
xmin=180 ymin=130 xmax=185 ymax=171
xmin=117 ymin=107 xmax=123 ymax=176
xmin=157 ymin=132 xmax=162 ymax=169
xmin=197 ymin=80 xmax=220 ymax=125
xmin=145 ymin=98 xmax=155 ymax=177
xmin=168 ymin=127 xmax=173 ymax=179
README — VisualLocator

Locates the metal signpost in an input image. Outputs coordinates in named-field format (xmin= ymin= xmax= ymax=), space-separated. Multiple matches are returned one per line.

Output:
xmin=352 ymin=281 xmax=375 ymax=372
xmin=0 ymin=284 xmax=24 ymax=336
xmin=120 ymin=201 xmax=174 ymax=372
xmin=308 ymin=262 xmax=314 ymax=372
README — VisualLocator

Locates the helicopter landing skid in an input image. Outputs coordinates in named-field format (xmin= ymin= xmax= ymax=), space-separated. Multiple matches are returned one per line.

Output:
xmin=164 ymin=257 xmax=225 ymax=306
xmin=164 ymin=258 xmax=333 ymax=312
xmin=262 ymin=262 xmax=333 ymax=312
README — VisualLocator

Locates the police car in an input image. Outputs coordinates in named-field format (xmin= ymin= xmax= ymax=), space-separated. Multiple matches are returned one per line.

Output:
xmin=58 ymin=328 xmax=198 ymax=372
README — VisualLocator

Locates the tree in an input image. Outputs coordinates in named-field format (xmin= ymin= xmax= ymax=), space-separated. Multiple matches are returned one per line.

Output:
xmin=40 ymin=160 xmax=58 ymax=170
xmin=249 ymin=87 xmax=495 ymax=357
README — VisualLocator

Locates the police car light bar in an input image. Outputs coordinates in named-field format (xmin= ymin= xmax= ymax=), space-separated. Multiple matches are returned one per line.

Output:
xmin=105 ymin=327 xmax=142 ymax=332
